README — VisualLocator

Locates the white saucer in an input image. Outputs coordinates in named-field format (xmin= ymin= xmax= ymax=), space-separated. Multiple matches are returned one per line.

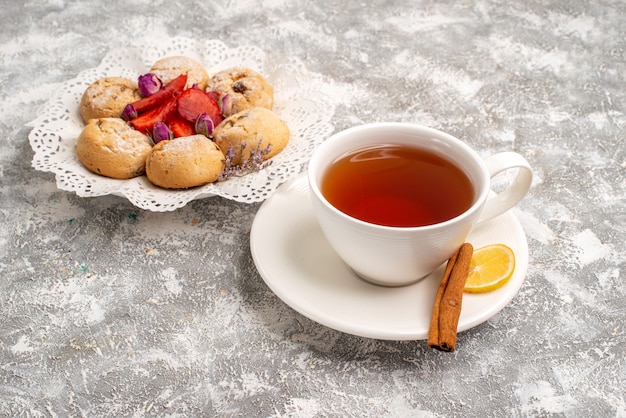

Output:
xmin=250 ymin=173 xmax=529 ymax=340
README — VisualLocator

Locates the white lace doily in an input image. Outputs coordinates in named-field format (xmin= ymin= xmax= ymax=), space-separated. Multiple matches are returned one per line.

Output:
xmin=27 ymin=37 xmax=335 ymax=211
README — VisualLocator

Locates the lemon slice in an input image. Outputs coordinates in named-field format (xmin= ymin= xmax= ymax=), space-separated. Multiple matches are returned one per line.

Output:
xmin=464 ymin=244 xmax=516 ymax=293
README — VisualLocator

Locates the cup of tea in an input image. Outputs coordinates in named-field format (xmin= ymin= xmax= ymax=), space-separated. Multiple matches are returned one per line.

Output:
xmin=307 ymin=122 xmax=533 ymax=286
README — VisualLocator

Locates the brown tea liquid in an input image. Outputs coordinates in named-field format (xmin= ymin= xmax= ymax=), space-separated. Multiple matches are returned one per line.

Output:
xmin=321 ymin=144 xmax=474 ymax=227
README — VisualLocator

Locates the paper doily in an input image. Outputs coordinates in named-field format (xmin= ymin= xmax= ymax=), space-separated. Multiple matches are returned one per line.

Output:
xmin=27 ymin=37 xmax=335 ymax=211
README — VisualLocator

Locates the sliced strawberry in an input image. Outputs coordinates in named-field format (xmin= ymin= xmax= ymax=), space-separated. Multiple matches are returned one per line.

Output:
xmin=129 ymin=74 xmax=187 ymax=113
xmin=129 ymin=96 xmax=178 ymax=134
xmin=167 ymin=112 xmax=196 ymax=138
xmin=205 ymin=90 xmax=220 ymax=103
xmin=177 ymin=88 xmax=223 ymax=127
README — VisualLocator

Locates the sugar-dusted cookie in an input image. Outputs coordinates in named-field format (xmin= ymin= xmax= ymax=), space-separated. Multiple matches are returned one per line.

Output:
xmin=145 ymin=135 xmax=225 ymax=189
xmin=207 ymin=67 xmax=273 ymax=117
xmin=149 ymin=56 xmax=209 ymax=90
xmin=79 ymin=77 xmax=142 ymax=124
xmin=212 ymin=107 xmax=289 ymax=166
xmin=76 ymin=118 xmax=154 ymax=179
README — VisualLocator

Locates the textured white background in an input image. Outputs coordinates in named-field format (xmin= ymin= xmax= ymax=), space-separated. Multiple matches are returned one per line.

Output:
xmin=1 ymin=0 xmax=625 ymax=416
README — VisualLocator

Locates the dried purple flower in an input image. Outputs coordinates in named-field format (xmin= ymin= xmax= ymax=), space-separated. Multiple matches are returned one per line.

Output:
xmin=218 ymin=139 xmax=273 ymax=181
xmin=120 ymin=103 xmax=138 ymax=121
xmin=152 ymin=122 xmax=173 ymax=143
xmin=195 ymin=113 xmax=215 ymax=137
xmin=138 ymin=73 xmax=163 ymax=97
xmin=218 ymin=94 xmax=232 ymax=116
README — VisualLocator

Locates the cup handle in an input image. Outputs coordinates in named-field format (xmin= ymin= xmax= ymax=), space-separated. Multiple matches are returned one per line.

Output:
xmin=477 ymin=152 xmax=533 ymax=224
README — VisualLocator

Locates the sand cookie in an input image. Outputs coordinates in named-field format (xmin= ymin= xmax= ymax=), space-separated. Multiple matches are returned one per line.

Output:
xmin=212 ymin=107 xmax=289 ymax=166
xmin=150 ymin=56 xmax=209 ymax=90
xmin=76 ymin=118 xmax=154 ymax=179
xmin=79 ymin=77 xmax=142 ymax=124
xmin=208 ymin=67 xmax=273 ymax=117
xmin=145 ymin=135 xmax=225 ymax=189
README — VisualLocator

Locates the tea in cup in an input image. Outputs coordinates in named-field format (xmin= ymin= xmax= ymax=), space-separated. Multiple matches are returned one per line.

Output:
xmin=307 ymin=123 xmax=533 ymax=286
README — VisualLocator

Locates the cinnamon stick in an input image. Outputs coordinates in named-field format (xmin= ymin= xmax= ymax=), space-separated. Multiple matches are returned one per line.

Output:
xmin=428 ymin=242 xmax=474 ymax=352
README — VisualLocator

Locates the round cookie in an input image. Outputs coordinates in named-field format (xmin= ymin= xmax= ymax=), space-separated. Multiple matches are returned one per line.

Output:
xmin=208 ymin=67 xmax=273 ymax=117
xmin=149 ymin=56 xmax=209 ymax=90
xmin=212 ymin=107 xmax=289 ymax=166
xmin=145 ymin=135 xmax=225 ymax=189
xmin=76 ymin=118 xmax=154 ymax=179
xmin=79 ymin=77 xmax=142 ymax=123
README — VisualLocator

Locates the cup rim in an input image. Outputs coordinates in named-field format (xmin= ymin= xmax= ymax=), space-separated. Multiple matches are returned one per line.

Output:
xmin=307 ymin=122 xmax=491 ymax=231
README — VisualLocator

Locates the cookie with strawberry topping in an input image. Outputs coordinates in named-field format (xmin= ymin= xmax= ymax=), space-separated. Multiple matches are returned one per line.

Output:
xmin=149 ymin=56 xmax=209 ymax=90
xmin=212 ymin=107 xmax=289 ymax=166
xmin=76 ymin=117 xmax=153 ymax=179
xmin=79 ymin=77 xmax=142 ymax=123
xmin=207 ymin=67 xmax=273 ymax=117
xmin=145 ymin=135 xmax=225 ymax=189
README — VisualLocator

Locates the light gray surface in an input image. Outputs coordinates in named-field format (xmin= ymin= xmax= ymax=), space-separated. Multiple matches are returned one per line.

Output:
xmin=1 ymin=0 xmax=625 ymax=416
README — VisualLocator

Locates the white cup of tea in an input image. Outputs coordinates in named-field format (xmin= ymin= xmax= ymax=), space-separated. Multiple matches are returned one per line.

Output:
xmin=307 ymin=122 xmax=533 ymax=287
